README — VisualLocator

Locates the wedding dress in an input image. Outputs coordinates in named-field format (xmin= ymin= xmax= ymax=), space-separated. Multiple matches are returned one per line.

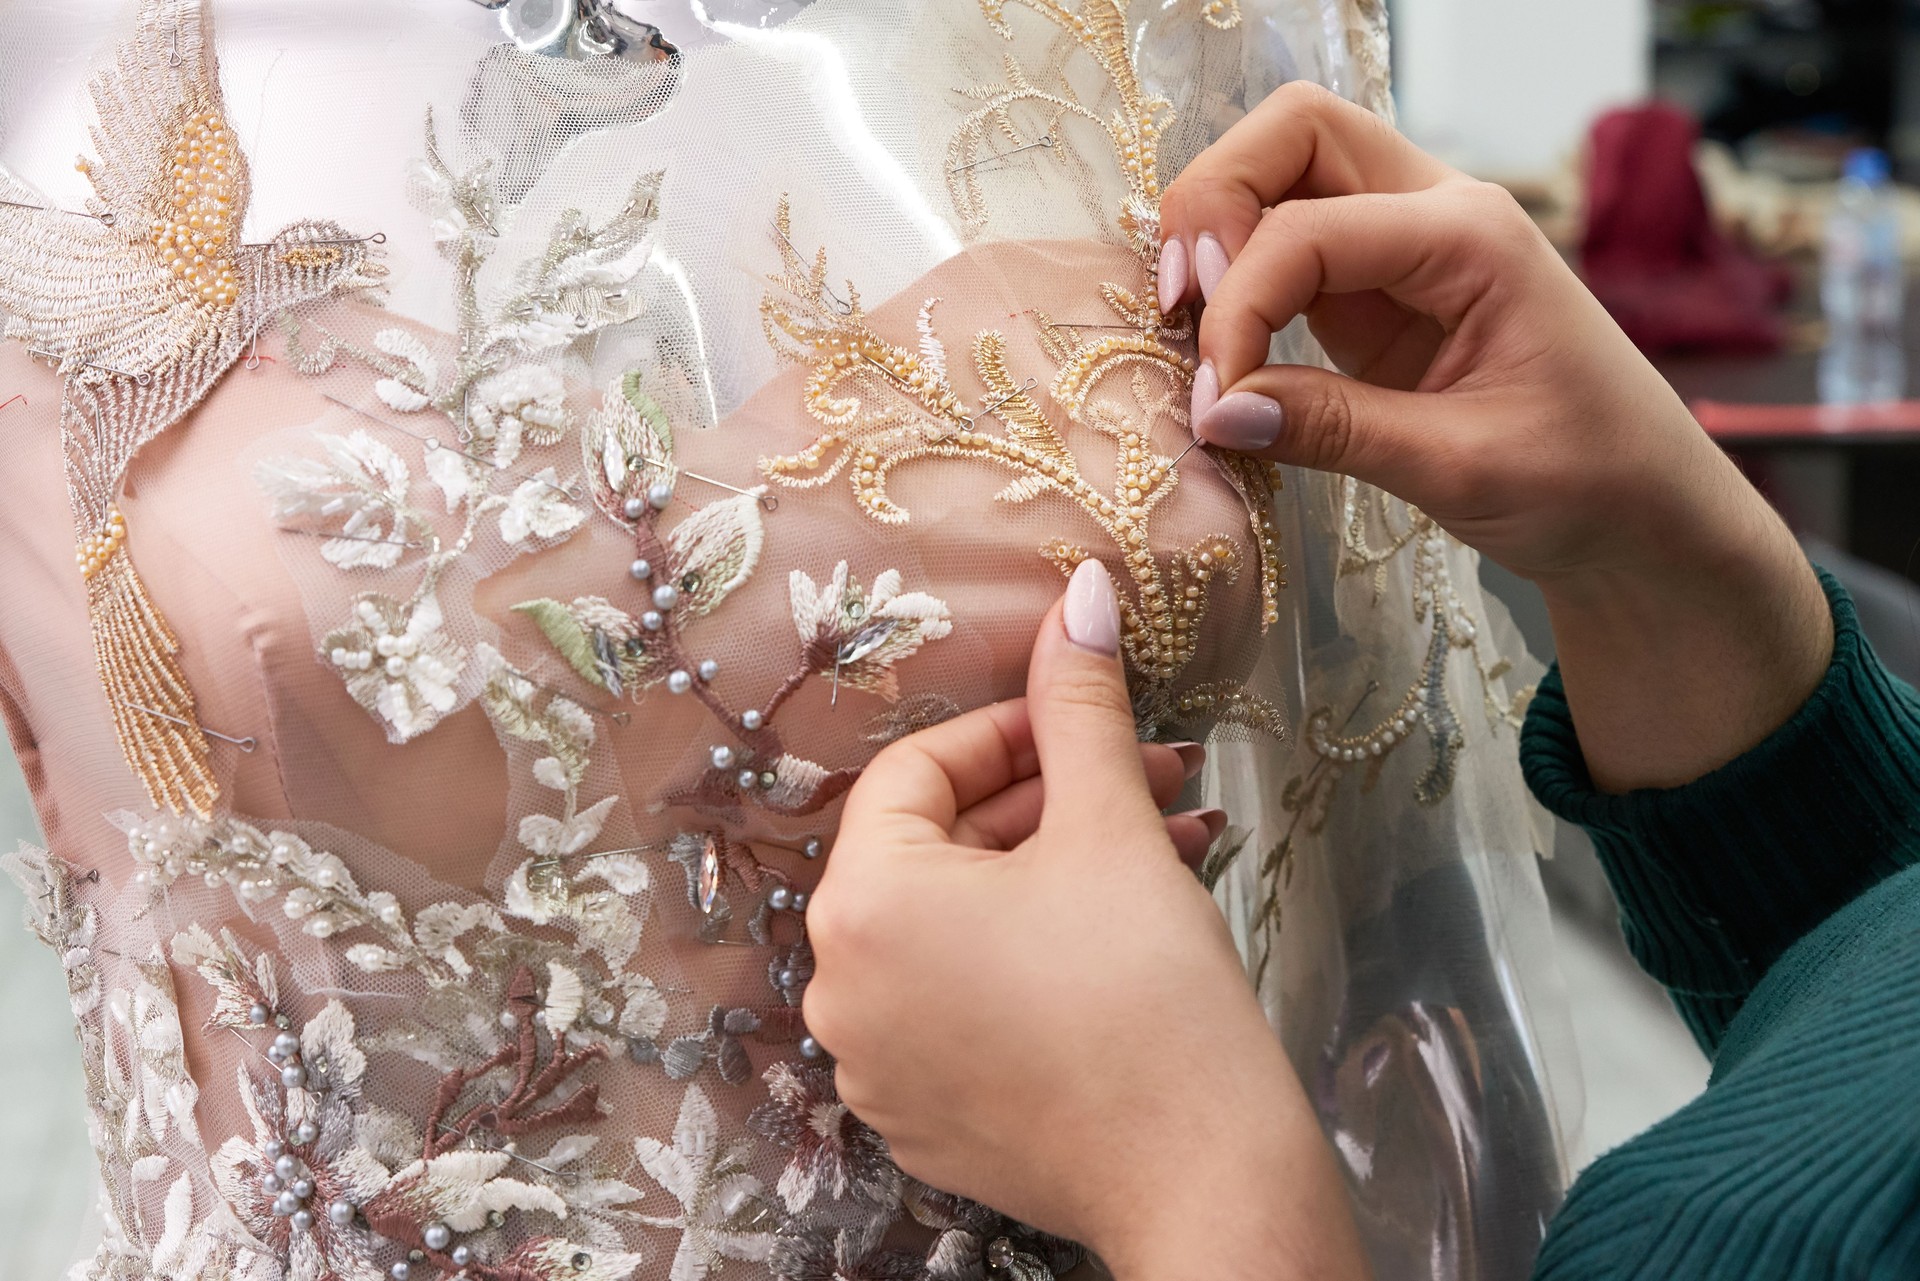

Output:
xmin=0 ymin=3 xmax=1571 ymax=1278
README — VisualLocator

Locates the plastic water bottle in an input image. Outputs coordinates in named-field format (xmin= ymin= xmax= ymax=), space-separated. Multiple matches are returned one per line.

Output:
xmin=1820 ymin=148 xmax=1905 ymax=405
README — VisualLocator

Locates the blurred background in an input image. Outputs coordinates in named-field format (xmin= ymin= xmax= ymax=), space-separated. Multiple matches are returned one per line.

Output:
xmin=11 ymin=0 xmax=1920 ymax=1273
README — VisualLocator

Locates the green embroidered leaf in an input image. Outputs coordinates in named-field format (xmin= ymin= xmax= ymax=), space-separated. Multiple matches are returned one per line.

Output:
xmin=514 ymin=598 xmax=611 ymax=692
xmin=666 ymin=493 xmax=766 ymax=617
xmin=621 ymin=370 xmax=673 ymax=459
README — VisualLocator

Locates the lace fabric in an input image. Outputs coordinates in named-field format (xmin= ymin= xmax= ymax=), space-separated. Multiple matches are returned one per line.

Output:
xmin=0 ymin=3 xmax=1570 ymax=1279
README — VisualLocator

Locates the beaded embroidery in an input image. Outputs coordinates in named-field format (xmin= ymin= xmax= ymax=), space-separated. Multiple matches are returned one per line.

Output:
xmin=0 ymin=0 xmax=381 ymax=817
xmin=761 ymin=0 xmax=1287 ymax=731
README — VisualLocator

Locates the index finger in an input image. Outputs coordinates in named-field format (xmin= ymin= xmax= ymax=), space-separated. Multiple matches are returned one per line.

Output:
xmin=1158 ymin=82 xmax=1454 ymax=302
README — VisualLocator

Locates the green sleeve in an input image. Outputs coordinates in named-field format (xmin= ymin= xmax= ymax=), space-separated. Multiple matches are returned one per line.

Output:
xmin=1520 ymin=568 xmax=1920 ymax=1053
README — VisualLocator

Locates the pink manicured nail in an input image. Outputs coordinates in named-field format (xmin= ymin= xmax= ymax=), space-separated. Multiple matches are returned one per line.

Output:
xmin=1166 ymin=741 xmax=1208 ymax=781
xmin=1063 ymin=558 xmax=1121 ymax=656
xmin=1174 ymin=807 xmax=1229 ymax=842
xmin=1195 ymin=232 xmax=1228 ymax=300
xmin=1157 ymin=237 xmax=1188 ymax=316
xmin=1190 ymin=359 xmax=1219 ymax=427
xmin=1197 ymin=391 xmax=1284 ymax=451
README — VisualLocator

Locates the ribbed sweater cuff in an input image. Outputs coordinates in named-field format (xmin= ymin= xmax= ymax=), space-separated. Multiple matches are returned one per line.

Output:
xmin=1522 ymin=569 xmax=1920 ymax=1049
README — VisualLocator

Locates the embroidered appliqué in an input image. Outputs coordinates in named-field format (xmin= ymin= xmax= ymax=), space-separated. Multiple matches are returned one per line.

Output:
xmin=0 ymin=0 xmax=381 ymax=816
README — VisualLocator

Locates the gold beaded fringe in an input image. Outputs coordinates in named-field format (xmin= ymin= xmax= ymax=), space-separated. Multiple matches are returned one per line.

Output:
xmin=86 ymin=527 xmax=218 ymax=818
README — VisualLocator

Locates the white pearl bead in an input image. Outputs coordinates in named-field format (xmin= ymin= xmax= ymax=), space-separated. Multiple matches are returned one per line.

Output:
xmin=629 ymin=558 xmax=652 ymax=581
xmin=740 ymin=709 xmax=764 ymax=731
xmin=647 ymin=482 xmax=673 ymax=510
xmin=710 ymin=745 xmax=736 ymax=771
xmin=641 ymin=611 xmax=664 ymax=632
xmin=652 ymin=584 xmax=680 ymax=611
xmin=698 ymin=659 xmax=719 ymax=682
xmin=667 ymin=671 xmax=693 ymax=695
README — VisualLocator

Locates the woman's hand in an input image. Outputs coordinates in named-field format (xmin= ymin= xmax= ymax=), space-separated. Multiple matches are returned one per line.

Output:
xmin=805 ymin=560 xmax=1369 ymax=1281
xmin=1159 ymin=83 xmax=1831 ymax=791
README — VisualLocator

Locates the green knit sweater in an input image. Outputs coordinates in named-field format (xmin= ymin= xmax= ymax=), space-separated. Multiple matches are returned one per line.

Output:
xmin=1522 ymin=569 xmax=1920 ymax=1278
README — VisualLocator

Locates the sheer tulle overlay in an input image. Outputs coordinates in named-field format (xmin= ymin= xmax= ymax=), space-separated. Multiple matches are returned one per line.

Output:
xmin=0 ymin=3 xmax=1571 ymax=1279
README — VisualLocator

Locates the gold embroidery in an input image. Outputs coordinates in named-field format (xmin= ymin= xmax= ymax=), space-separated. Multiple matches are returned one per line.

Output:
xmin=0 ymin=0 xmax=380 ymax=815
xmin=759 ymin=0 xmax=1286 ymax=722
xmin=1198 ymin=0 xmax=1243 ymax=28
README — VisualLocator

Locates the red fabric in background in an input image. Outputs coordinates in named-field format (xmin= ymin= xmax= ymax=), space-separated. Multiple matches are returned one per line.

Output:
xmin=1581 ymin=103 xmax=1791 ymax=354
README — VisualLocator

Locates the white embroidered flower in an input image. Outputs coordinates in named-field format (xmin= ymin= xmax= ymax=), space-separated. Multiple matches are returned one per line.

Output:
xmin=499 ymin=468 xmax=587 ymax=546
xmin=322 ymin=593 xmax=467 ymax=741
xmin=635 ymin=1084 xmax=777 ymax=1281
xmin=789 ymin=563 xmax=954 ymax=701
xmin=371 ymin=328 xmax=439 ymax=412
xmin=469 ymin=365 xmax=571 ymax=466
xmin=255 ymin=430 xmax=417 ymax=571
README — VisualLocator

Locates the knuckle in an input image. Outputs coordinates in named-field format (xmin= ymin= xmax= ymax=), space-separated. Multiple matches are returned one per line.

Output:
xmin=1451 ymin=180 xmax=1540 ymax=260
xmin=1292 ymin=378 xmax=1359 ymax=470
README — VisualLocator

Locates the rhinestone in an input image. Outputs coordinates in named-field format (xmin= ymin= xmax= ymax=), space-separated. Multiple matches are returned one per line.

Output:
xmin=697 ymin=659 xmax=720 ymax=682
xmin=572 ymin=1254 xmax=592 ymax=1271
xmin=758 ymin=770 xmax=778 ymax=790
xmin=710 ymin=745 xmax=737 ymax=771
xmin=628 ymin=558 xmax=652 ymax=580
xmin=410 ymin=1250 xmax=426 ymax=1264
xmin=740 ymin=709 xmax=764 ymax=731
xmin=487 ymin=1210 xmax=507 ymax=1229
xmin=987 ymin=1239 xmax=1015 ymax=1270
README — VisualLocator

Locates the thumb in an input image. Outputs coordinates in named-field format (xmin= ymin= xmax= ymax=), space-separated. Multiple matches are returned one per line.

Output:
xmin=1024 ymin=558 xmax=1166 ymax=840
xmin=1193 ymin=361 xmax=1463 ymax=502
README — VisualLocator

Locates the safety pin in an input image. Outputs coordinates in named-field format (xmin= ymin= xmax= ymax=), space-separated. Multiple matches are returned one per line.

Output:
xmin=0 ymin=394 xmax=24 ymax=412
xmin=629 ymin=454 xmax=779 ymax=511
xmin=119 ymin=699 xmax=258 ymax=753
xmin=950 ymin=133 xmax=1056 ymax=173
xmin=770 ymin=220 xmax=853 ymax=315
xmin=276 ymin=525 xmax=424 ymax=552
xmin=321 ymin=395 xmax=582 ymax=502
xmin=27 ymin=348 xmax=152 ymax=385
xmin=0 ymin=197 xmax=115 ymax=227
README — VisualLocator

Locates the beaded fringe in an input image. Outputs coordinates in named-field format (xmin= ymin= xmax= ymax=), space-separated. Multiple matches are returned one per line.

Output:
xmin=89 ymin=541 xmax=217 ymax=817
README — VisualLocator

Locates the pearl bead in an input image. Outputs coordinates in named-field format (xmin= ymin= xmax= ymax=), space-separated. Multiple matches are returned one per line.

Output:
xmin=736 ymin=769 xmax=759 ymax=790
xmin=268 ymin=1043 xmax=288 ymax=1064
xmin=698 ymin=659 xmax=720 ymax=682
xmin=329 ymin=1201 xmax=356 ymax=1227
xmin=273 ymin=1032 xmax=301 ymax=1056
xmin=281 ymin=1065 xmax=307 ymax=1089
xmin=423 ymin=1222 xmax=452 ymax=1251
xmin=263 ymin=1140 xmax=284 ymax=1160
xmin=777 ymin=968 xmax=799 ymax=989
xmin=667 ymin=670 xmax=693 ymax=695
xmin=391 ymin=1265 xmax=412 ymax=1281
xmin=291 ymin=1210 xmax=315 ymax=1233
xmin=740 ymin=709 xmax=764 ymax=731
xmin=500 ymin=1011 xmax=519 ymax=1030
xmin=791 ymin=891 xmax=809 ymax=913
xmin=647 ymin=482 xmax=673 ymax=510
xmin=710 ymin=745 xmax=736 ymax=771
xmin=624 ymin=497 xmax=647 ymax=521
xmin=291 ymin=1178 xmax=314 ymax=1200
xmin=652 ymin=584 xmax=680 ymax=611
xmin=274 ymin=1191 xmax=301 ymax=1217
xmin=628 ymin=558 xmax=652 ymax=581
xmin=262 ymin=1174 xmax=283 ymax=1194
xmin=803 ymin=837 xmax=824 ymax=860
xmin=767 ymin=886 xmax=792 ymax=912
xmin=451 ymin=1245 xmax=473 ymax=1267
xmin=798 ymin=1035 xmax=823 ymax=1059
xmin=274 ymin=1154 xmax=299 ymax=1181
xmin=641 ymin=611 xmax=664 ymax=632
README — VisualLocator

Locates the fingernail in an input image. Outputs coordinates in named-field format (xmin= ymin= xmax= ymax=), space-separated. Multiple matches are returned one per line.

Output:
xmin=1190 ymin=359 xmax=1219 ymax=427
xmin=1157 ymin=237 xmax=1188 ymax=317
xmin=1195 ymin=232 xmax=1228 ymax=301
xmin=1166 ymin=741 xmax=1207 ymax=781
xmin=1175 ymin=807 xmax=1230 ymax=842
xmin=1063 ymin=558 xmax=1121 ymax=656
xmin=1197 ymin=392 xmax=1284 ymax=451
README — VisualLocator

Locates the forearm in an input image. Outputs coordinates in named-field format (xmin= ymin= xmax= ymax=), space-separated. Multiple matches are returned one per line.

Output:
xmin=1535 ymin=446 xmax=1831 ymax=794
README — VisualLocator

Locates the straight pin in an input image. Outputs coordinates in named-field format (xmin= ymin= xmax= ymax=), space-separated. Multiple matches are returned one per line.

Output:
xmin=531 ymin=842 xmax=668 ymax=872
xmin=119 ymin=699 xmax=258 ymax=752
xmin=321 ymin=395 xmax=582 ymax=502
xmin=433 ymin=1125 xmax=563 ymax=1176
xmin=0 ymin=197 xmax=115 ymax=226
xmin=950 ymin=133 xmax=1057 ymax=173
xmin=969 ymin=378 xmax=1038 ymax=428
xmin=27 ymin=348 xmax=151 ymax=385
xmin=1168 ymin=436 xmax=1205 ymax=469
xmin=630 ymin=454 xmax=778 ymax=511
xmin=276 ymin=525 xmax=423 ymax=551
xmin=770 ymin=221 xmax=853 ymax=314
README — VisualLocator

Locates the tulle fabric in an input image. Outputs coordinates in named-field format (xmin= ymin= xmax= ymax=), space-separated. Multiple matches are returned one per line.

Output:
xmin=0 ymin=3 xmax=1570 ymax=1279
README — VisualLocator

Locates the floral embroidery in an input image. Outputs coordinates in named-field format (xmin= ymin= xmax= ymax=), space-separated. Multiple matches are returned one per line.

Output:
xmin=788 ymin=563 xmax=954 ymax=703
xmin=635 ymin=1083 xmax=780 ymax=1281
xmin=320 ymin=592 xmax=468 ymax=740
xmin=748 ymin=1064 xmax=898 ymax=1215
